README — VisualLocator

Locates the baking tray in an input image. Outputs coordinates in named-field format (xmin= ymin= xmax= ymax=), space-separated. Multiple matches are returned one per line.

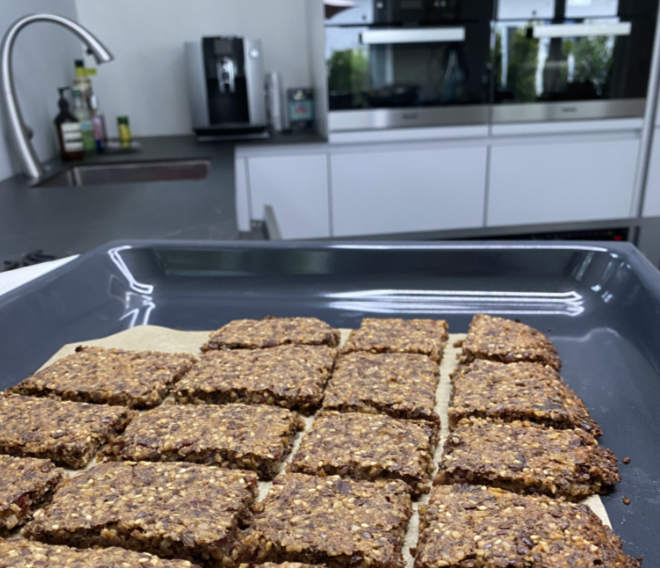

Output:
xmin=0 ymin=239 xmax=659 ymax=562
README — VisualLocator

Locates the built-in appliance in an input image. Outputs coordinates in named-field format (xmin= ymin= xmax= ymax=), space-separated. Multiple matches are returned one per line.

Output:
xmin=325 ymin=0 xmax=494 ymax=132
xmin=492 ymin=0 xmax=659 ymax=123
xmin=185 ymin=36 xmax=267 ymax=137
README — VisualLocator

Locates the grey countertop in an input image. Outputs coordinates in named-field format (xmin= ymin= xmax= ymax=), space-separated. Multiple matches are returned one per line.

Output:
xmin=0 ymin=131 xmax=324 ymax=261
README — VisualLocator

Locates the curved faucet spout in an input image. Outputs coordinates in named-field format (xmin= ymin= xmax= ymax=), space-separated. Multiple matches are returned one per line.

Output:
xmin=1 ymin=13 xmax=114 ymax=181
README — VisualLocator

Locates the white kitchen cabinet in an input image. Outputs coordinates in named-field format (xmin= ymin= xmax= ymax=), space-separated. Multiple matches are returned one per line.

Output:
xmin=330 ymin=145 xmax=487 ymax=236
xmin=488 ymin=136 xmax=639 ymax=226
xmin=247 ymin=154 xmax=330 ymax=239
xmin=644 ymin=128 xmax=660 ymax=217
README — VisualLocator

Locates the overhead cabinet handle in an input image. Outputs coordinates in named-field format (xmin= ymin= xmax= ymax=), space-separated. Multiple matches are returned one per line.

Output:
xmin=532 ymin=22 xmax=632 ymax=39
xmin=360 ymin=27 xmax=466 ymax=45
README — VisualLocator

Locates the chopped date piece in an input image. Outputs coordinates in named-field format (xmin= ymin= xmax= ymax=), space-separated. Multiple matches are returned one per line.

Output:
xmin=12 ymin=346 xmax=196 ymax=408
xmin=460 ymin=314 xmax=561 ymax=370
xmin=202 ymin=316 xmax=340 ymax=351
xmin=436 ymin=417 xmax=620 ymax=500
xmin=0 ymin=393 xmax=132 ymax=468
xmin=416 ymin=484 xmax=641 ymax=568
xmin=343 ymin=318 xmax=449 ymax=363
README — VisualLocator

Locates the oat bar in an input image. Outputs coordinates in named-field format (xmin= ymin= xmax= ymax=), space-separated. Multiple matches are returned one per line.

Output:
xmin=238 ymin=473 xmax=412 ymax=568
xmin=0 ymin=539 xmax=198 ymax=567
xmin=106 ymin=402 xmax=303 ymax=479
xmin=241 ymin=564 xmax=325 ymax=568
xmin=290 ymin=411 xmax=437 ymax=497
xmin=0 ymin=456 xmax=61 ymax=534
xmin=415 ymin=484 xmax=641 ymax=568
xmin=460 ymin=314 xmax=561 ymax=369
xmin=175 ymin=345 xmax=336 ymax=414
xmin=343 ymin=318 xmax=448 ymax=363
xmin=202 ymin=317 xmax=340 ymax=351
xmin=13 ymin=346 xmax=196 ymax=408
xmin=0 ymin=393 xmax=132 ymax=468
xmin=25 ymin=461 xmax=258 ymax=565
xmin=449 ymin=359 xmax=601 ymax=436
xmin=436 ymin=417 xmax=619 ymax=500
xmin=322 ymin=352 xmax=440 ymax=423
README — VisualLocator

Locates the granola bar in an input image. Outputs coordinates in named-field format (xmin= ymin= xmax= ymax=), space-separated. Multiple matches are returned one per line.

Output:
xmin=202 ymin=317 xmax=340 ymax=351
xmin=237 ymin=473 xmax=412 ymax=568
xmin=0 ymin=455 xmax=61 ymax=534
xmin=25 ymin=461 xmax=258 ymax=565
xmin=12 ymin=346 xmax=196 ymax=408
xmin=290 ymin=411 xmax=437 ymax=497
xmin=435 ymin=417 xmax=620 ymax=500
xmin=0 ymin=539 xmax=198 ymax=567
xmin=241 ymin=565 xmax=324 ymax=568
xmin=106 ymin=402 xmax=303 ymax=479
xmin=449 ymin=359 xmax=602 ymax=436
xmin=0 ymin=393 xmax=132 ymax=468
xmin=460 ymin=314 xmax=561 ymax=370
xmin=342 ymin=318 xmax=449 ymax=363
xmin=322 ymin=352 xmax=440 ymax=422
xmin=415 ymin=484 xmax=641 ymax=568
xmin=175 ymin=345 xmax=336 ymax=414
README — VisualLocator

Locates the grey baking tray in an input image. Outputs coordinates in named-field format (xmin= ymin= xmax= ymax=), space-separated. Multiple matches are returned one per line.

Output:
xmin=0 ymin=240 xmax=659 ymax=562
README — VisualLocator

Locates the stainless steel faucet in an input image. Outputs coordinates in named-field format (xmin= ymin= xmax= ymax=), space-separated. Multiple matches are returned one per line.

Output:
xmin=1 ymin=14 xmax=113 ymax=182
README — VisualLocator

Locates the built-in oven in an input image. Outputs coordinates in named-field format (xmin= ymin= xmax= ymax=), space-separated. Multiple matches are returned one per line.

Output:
xmin=324 ymin=0 xmax=494 ymax=132
xmin=492 ymin=0 xmax=658 ymax=123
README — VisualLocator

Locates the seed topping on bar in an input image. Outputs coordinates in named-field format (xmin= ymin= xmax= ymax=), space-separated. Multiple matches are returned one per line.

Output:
xmin=106 ymin=402 xmax=303 ymax=479
xmin=13 ymin=346 xmax=196 ymax=408
xmin=0 ymin=393 xmax=133 ymax=468
xmin=290 ymin=411 xmax=437 ymax=497
xmin=175 ymin=345 xmax=336 ymax=414
xmin=436 ymin=417 xmax=619 ymax=500
xmin=25 ymin=461 xmax=258 ymax=565
xmin=0 ymin=455 xmax=61 ymax=533
xmin=343 ymin=318 xmax=449 ymax=363
xmin=416 ymin=484 xmax=641 ymax=568
xmin=202 ymin=316 xmax=340 ymax=351
xmin=322 ymin=352 xmax=440 ymax=423
xmin=449 ymin=359 xmax=601 ymax=436
xmin=460 ymin=314 xmax=561 ymax=369
xmin=237 ymin=473 xmax=412 ymax=568
xmin=0 ymin=539 xmax=198 ymax=567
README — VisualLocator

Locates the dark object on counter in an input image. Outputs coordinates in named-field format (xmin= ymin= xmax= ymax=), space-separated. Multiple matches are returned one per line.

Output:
xmin=2 ymin=250 xmax=57 ymax=272
xmin=54 ymin=87 xmax=83 ymax=161
xmin=287 ymin=88 xmax=314 ymax=131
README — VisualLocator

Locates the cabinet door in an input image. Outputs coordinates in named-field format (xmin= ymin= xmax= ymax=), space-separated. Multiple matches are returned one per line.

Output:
xmin=248 ymin=154 xmax=330 ymax=239
xmin=643 ymin=129 xmax=660 ymax=217
xmin=488 ymin=137 xmax=638 ymax=226
xmin=331 ymin=146 xmax=487 ymax=237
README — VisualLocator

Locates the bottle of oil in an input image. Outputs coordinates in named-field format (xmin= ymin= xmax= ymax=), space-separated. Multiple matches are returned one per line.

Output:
xmin=54 ymin=87 xmax=83 ymax=161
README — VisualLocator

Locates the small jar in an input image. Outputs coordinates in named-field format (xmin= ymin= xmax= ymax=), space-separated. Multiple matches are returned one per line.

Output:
xmin=117 ymin=115 xmax=132 ymax=147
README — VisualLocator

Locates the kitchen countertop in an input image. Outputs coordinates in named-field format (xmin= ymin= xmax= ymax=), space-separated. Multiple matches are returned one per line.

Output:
xmin=0 ymin=131 xmax=324 ymax=261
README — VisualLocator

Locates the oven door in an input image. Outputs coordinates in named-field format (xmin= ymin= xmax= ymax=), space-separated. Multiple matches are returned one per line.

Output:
xmin=492 ymin=17 xmax=654 ymax=123
xmin=326 ymin=23 xmax=491 ymax=130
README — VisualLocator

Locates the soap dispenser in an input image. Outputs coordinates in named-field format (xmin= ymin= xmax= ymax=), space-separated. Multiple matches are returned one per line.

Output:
xmin=54 ymin=86 xmax=83 ymax=161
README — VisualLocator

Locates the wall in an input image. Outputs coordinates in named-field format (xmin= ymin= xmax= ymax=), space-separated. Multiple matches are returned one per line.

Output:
xmin=75 ymin=0 xmax=313 ymax=138
xmin=0 ymin=0 xmax=81 ymax=181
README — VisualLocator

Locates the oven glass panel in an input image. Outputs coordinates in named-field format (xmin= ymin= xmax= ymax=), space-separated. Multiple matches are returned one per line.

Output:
xmin=492 ymin=18 xmax=653 ymax=103
xmin=326 ymin=23 xmax=490 ymax=110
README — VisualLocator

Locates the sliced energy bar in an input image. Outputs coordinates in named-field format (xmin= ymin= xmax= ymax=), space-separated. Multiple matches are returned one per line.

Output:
xmin=238 ymin=473 xmax=412 ymax=568
xmin=290 ymin=411 xmax=437 ymax=497
xmin=175 ymin=345 xmax=336 ymax=414
xmin=13 ymin=345 xmax=196 ymax=408
xmin=449 ymin=359 xmax=601 ymax=436
xmin=416 ymin=484 xmax=641 ymax=568
xmin=106 ymin=402 xmax=303 ymax=479
xmin=343 ymin=318 xmax=449 ymax=363
xmin=25 ymin=461 xmax=258 ymax=565
xmin=0 ymin=455 xmax=61 ymax=534
xmin=436 ymin=417 xmax=619 ymax=500
xmin=0 ymin=393 xmax=132 ymax=468
xmin=322 ymin=352 xmax=440 ymax=423
xmin=460 ymin=314 xmax=561 ymax=370
xmin=202 ymin=316 xmax=340 ymax=351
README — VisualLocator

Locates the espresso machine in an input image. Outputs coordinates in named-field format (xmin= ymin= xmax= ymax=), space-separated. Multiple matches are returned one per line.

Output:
xmin=185 ymin=36 xmax=267 ymax=138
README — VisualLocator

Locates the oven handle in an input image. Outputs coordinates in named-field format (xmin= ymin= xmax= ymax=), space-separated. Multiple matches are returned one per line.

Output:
xmin=360 ymin=27 xmax=466 ymax=45
xmin=532 ymin=22 xmax=632 ymax=39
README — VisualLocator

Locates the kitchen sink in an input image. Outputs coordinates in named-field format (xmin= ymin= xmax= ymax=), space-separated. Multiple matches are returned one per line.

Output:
xmin=34 ymin=159 xmax=210 ymax=187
